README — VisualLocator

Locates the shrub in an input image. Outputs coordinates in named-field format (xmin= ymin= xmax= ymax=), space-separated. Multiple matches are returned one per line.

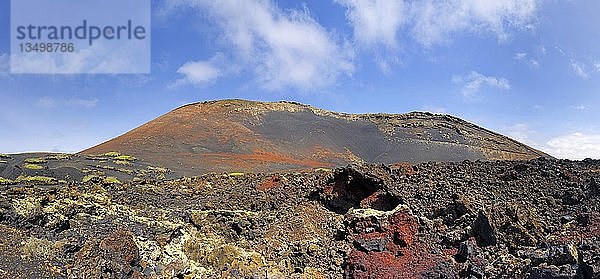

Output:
xmin=103 ymin=152 xmax=121 ymax=157
xmin=114 ymin=160 xmax=133 ymax=166
xmin=0 ymin=177 xmax=14 ymax=185
xmin=103 ymin=177 xmax=122 ymax=184
xmin=114 ymin=155 xmax=135 ymax=161
xmin=16 ymin=176 xmax=59 ymax=185
xmin=82 ymin=175 xmax=101 ymax=183
xmin=44 ymin=154 xmax=70 ymax=160
xmin=25 ymin=158 xmax=47 ymax=164
xmin=23 ymin=163 xmax=44 ymax=170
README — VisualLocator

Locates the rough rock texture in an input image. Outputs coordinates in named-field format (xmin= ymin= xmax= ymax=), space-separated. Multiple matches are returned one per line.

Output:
xmin=0 ymin=157 xmax=598 ymax=278
xmin=81 ymin=100 xmax=550 ymax=176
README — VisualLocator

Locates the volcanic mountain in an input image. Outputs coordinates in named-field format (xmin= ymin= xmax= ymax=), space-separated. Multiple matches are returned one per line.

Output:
xmin=82 ymin=100 xmax=549 ymax=175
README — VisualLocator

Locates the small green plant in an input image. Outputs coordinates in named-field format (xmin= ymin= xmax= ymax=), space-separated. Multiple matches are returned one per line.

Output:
xmin=0 ymin=177 xmax=14 ymax=185
xmin=82 ymin=175 xmax=102 ymax=183
xmin=23 ymin=163 xmax=44 ymax=170
xmin=228 ymin=172 xmax=245 ymax=177
xmin=114 ymin=155 xmax=135 ymax=161
xmin=103 ymin=176 xmax=122 ymax=184
xmin=44 ymin=154 xmax=71 ymax=160
xmin=16 ymin=176 xmax=59 ymax=185
xmin=314 ymin=168 xmax=332 ymax=172
xmin=24 ymin=158 xmax=47 ymax=164
xmin=0 ymin=154 xmax=11 ymax=159
xmin=114 ymin=160 xmax=133 ymax=166
xmin=103 ymin=152 xmax=122 ymax=157
xmin=148 ymin=166 xmax=169 ymax=173
xmin=0 ymin=160 xmax=7 ymax=164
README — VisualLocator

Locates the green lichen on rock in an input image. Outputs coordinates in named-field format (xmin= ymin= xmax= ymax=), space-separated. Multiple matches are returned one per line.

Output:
xmin=22 ymin=237 xmax=57 ymax=260
xmin=24 ymin=163 xmax=44 ymax=170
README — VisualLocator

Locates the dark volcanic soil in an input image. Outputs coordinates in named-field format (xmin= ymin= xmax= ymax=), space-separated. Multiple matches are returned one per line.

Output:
xmin=0 ymin=158 xmax=598 ymax=278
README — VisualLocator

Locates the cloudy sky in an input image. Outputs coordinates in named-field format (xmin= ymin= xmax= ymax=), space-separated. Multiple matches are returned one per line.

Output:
xmin=0 ymin=0 xmax=599 ymax=159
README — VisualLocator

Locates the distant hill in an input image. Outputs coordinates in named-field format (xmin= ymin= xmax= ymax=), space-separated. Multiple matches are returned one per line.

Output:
xmin=81 ymin=99 xmax=550 ymax=175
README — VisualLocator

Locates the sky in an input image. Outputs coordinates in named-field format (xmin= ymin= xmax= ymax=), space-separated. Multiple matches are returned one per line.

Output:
xmin=0 ymin=0 xmax=599 ymax=160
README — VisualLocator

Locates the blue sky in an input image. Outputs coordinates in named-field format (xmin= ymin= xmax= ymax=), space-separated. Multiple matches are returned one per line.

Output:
xmin=0 ymin=0 xmax=599 ymax=159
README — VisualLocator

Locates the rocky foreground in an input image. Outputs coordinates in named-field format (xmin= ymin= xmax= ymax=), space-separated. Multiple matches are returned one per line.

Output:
xmin=0 ymin=158 xmax=598 ymax=278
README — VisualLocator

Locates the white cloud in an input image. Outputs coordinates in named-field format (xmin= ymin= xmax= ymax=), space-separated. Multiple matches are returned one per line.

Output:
xmin=0 ymin=53 xmax=9 ymax=75
xmin=336 ymin=0 xmax=539 ymax=48
xmin=335 ymin=0 xmax=406 ymax=48
xmin=67 ymin=98 xmax=98 ymax=108
xmin=452 ymin=71 xmax=510 ymax=96
xmin=503 ymin=123 xmax=538 ymax=147
xmin=35 ymin=97 xmax=58 ymax=109
xmin=502 ymin=123 xmax=600 ymax=160
xmin=411 ymin=0 xmax=538 ymax=46
xmin=529 ymin=59 xmax=539 ymax=67
xmin=545 ymin=133 xmax=600 ymax=160
xmin=572 ymin=104 xmax=588 ymax=110
xmin=570 ymin=59 xmax=588 ymax=78
xmin=169 ymin=0 xmax=354 ymax=91
xmin=514 ymin=52 xmax=539 ymax=67
xmin=173 ymin=53 xmax=224 ymax=87
xmin=514 ymin=52 xmax=527 ymax=60
xmin=595 ymin=61 xmax=600 ymax=73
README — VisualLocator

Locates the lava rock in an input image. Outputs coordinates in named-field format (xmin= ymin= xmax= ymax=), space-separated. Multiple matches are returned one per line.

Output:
xmin=472 ymin=210 xmax=497 ymax=247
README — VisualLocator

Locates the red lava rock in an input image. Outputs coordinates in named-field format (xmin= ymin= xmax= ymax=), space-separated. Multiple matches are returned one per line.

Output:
xmin=346 ymin=210 xmax=446 ymax=278
xmin=257 ymin=175 xmax=282 ymax=191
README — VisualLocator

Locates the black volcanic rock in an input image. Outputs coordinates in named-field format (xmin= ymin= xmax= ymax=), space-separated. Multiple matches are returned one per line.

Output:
xmin=0 ymin=158 xmax=597 ymax=278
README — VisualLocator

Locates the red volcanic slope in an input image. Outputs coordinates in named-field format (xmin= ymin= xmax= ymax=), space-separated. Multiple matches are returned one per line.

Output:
xmin=81 ymin=100 xmax=550 ymax=176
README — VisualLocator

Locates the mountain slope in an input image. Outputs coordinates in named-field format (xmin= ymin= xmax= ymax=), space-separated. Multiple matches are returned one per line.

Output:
xmin=81 ymin=100 xmax=550 ymax=175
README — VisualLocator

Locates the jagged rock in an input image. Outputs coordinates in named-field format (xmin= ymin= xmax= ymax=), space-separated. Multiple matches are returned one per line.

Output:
xmin=548 ymin=245 xmax=579 ymax=266
xmin=0 ymin=158 xmax=598 ymax=278
xmin=71 ymin=230 xmax=142 ymax=278
xmin=472 ymin=210 xmax=497 ymax=247
xmin=455 ymin=239 xmax=475 ymax=263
